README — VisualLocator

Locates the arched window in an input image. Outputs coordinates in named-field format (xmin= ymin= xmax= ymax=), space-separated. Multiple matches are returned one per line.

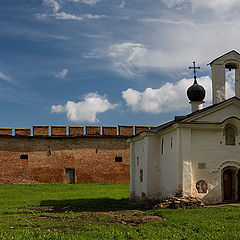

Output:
xmin=225 ymin=125 xmax=236 ymax=145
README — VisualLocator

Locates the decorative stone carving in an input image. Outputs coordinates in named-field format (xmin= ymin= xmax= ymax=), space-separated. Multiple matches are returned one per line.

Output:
xmin=211 ymin=160 xmax=240 ymax=173
xmin=196 ymin=180 xmax=208 ymax=193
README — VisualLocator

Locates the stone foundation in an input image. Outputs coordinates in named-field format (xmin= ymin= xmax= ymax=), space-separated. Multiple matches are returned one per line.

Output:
xmin=140 ymin=197 xmax=205 ymax=209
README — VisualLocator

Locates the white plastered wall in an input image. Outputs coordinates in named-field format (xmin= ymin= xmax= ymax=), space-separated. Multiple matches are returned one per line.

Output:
xmin=129 ymin=128 xmax=181 ymax=200
xmin=191 ymin=127 xmax=240 ymax=204
xmin=191 ymin=103 xmax=240 ymax=123
xmin=146 ymin=135 xmax=161 ymax=198
xmin=129 ymin=137 xmax=146 ymax=200
xmin=156 ymin=128 xmax=181 ymax=198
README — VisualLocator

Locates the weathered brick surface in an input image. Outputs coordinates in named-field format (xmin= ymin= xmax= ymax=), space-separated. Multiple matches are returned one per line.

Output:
xmin=86 ymin=126 xmax=101 ymax=135
xmin=33 ymin=125 xmax=49 ymax=136
xmin=15 ymin=128 xmax=31 ymax=136
xmin=0 ymin=128 xmax=12 ymax=136
xmin=69 ymin=126 xmax=84 ymax=136
xmin=102 ymin=127 xmax=117 ymax=136
xmin=51 ymin=125 xmax=66 ymax=136
xmin=118 ymin=125 xmax=133 ymax=136
xmin=0 ymin=136 xmax=130 ymax=184
xmin=135 ymin=126 xmax=149 ymax=135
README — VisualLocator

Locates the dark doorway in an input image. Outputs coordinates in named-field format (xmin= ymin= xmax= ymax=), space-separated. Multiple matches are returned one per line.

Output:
xmin=223 ymin=169 xmax=233 ymax=201
xmin=66 ymin=168 xmax=75 ymax=184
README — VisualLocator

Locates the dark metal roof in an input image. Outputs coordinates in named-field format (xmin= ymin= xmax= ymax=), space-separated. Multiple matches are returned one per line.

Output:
xmin=176 ymin=96 xmax=240 ymax=122
xmin=130 ymin=96 xmax=240 ymax=138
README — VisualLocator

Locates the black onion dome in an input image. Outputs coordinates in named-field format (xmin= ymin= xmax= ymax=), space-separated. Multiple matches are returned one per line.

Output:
xmin=187 ymin=81 xmax=206 ymax=102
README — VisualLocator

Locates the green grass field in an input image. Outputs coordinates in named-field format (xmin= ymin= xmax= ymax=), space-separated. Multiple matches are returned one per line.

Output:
xmin=1 ymin=184 xmax=240 ymax=239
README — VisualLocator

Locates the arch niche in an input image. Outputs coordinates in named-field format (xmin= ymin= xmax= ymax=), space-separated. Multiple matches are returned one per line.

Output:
xmin=224 ymin=124 xmax=237 ymax=145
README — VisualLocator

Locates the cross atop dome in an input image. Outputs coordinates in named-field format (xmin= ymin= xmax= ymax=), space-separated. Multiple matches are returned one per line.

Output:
xmin=189 ymin=61 xmax=200 ymax=84
xmin=187 ymin=61 xmax=206 ymax=113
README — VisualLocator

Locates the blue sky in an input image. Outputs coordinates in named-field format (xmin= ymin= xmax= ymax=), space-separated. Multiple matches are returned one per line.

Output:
xmin=0 ymin=0 xmax=240 ymax=128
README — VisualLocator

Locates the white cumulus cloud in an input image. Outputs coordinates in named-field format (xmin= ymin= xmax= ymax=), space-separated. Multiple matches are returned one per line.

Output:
xmin=51 ymin=93 xmax=118 ymax=122
xmin=108 ymin=42 xmax=148 ymax=77
xmin=0 ymin=72 xmax=12 ymax=83
xmin=67 ymin=0 xmax=101 ymax=5
xmin=162 ymin=0 xmax=240 ymax=12
xmin=85 ymin=14 xmax=106 ymax=19
xmin=54 ymin=68 xmax=69 ymax=79
xmin=54 ymin=11 xmax=83 ymax=20
xmin=119 ymin=0 xmax=126 ymax=9
xmin=43 ymin=0 xmax=60 ymax=12
xmin=51 ymin=104 xmax=65 ymax=112
xmin=86 ymin=42 xmax=148 ymax=78
xmin=38 ymin=0 xmax=104 ymax=21
xmin=122 ymin=76 xmax=235 ymax=113
xmin=42 ymin=0 xmax=100 ymax=11
xmin=37 ymin=11 xmax=106 ymax=21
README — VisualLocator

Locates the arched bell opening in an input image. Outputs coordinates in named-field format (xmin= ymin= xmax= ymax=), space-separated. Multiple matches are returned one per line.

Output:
xmin=210 ymin=51 xmax=240 ymax=104
xmin=225 ymin=61 xmax=240 ymax=99
xmin=222 ymin=166 xmax=239 ymax=202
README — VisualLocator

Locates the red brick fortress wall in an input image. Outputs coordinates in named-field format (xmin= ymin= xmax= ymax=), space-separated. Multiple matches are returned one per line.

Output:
xmin=0 ymin=136 xmax=130 ymax=184
xmin=0 ymin=125 xmax=154 ymax=184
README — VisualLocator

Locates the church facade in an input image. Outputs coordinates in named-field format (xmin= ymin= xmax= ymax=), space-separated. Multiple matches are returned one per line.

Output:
xmin=128 ymin=50 xmax=240 ymax=204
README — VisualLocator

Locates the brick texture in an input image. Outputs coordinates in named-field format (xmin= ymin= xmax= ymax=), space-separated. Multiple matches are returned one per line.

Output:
xmin=69 ymin=126 xmax=84 ymax=136
xmin=0 ymin=128 xmax=12 ymax=136
xmin=51 ymin=125 xmax=66 ymax=136
xmin=0 ymin=136 xmax=130 ymax=184
xmin=33 ymin=126 xmax=49 ymax=136
xmin=102 ymin=127 xmax=117 ymax=136
xmin=15 ymin=128 xmax=31 ymax=136
xmin=86 ymin=126 xmax=101 ymax=135
xmin=118 ymin=125 xmax=133 ymax=136
xmin=135 ymin=126 xmax=149 ymax=135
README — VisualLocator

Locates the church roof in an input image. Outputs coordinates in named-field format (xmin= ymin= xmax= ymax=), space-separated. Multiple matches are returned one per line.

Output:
xmin=208 ymin=50 xmax=240 ymax=65
xmin=130 ymin=96 xmax=240 ymax=138
xmin=177 ymin=96 xmax=240 ymax=123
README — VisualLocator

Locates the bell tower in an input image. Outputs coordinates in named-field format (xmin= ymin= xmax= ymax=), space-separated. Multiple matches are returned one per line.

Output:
xmin=209 ymin=50 xmax=240 ymax=104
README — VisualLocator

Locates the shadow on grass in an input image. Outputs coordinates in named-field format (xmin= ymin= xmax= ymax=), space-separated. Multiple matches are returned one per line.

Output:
xmin=40 ymin=198 xmax=145 ymax=212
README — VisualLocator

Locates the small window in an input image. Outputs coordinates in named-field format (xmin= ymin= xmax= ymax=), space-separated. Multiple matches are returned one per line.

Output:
xmin=171 ymin=137 xmax=173 ymax=149
xmin=161 ymin=138 xmax=164 ymax=155
xmin=140 ymin=169 xmax=143 ymax=182
xmin=136 ymin=157 xmax=139 ymax=166
xmin=198 ymin=163 xmax=206 ymax=169
xmin=115 ymin=156 xmax=122 ymax=162
xmin=20 ymin=155 xmax=28 ymax=160
xmin=225 ymin=125 xmax=236 ymax=145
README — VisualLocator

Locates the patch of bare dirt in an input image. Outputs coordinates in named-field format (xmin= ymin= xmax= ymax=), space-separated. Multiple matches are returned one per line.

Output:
xmin=98 ymin=210 xmax=164 ymax=226
xmin=25 ymin=206 xmax=164 ymax=226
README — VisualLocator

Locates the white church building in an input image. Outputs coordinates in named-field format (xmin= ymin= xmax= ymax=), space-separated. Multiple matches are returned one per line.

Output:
xmin=128 ymin=50 xmax=240 ymax=204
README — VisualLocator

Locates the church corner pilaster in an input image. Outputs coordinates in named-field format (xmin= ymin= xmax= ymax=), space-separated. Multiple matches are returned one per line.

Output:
xmin=129 ymin=142 xmax=135 ymax=200
xmin=143 ymin=136 xmax=149 ymax=195
xmin=179 ymin=127 xmax=192 ymax=196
